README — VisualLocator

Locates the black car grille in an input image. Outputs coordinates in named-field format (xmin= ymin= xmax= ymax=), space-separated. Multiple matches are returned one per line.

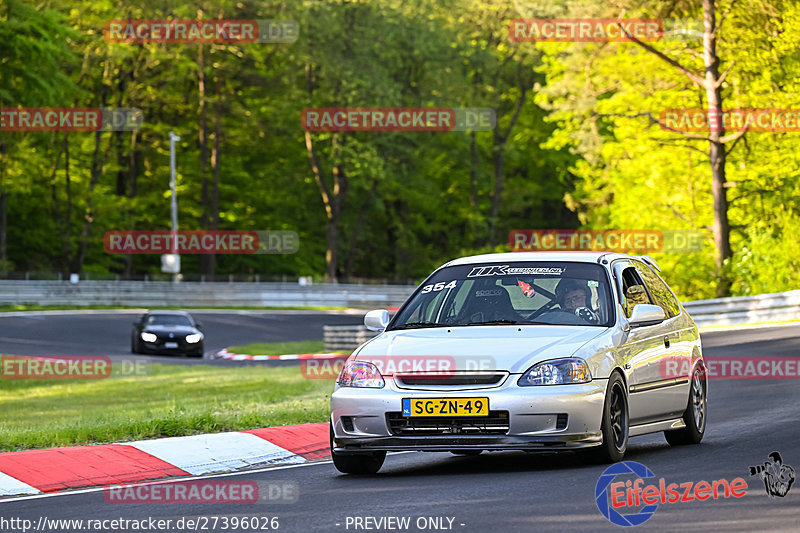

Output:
xmin=155 ymin=332 xmax=180 ymax=340
xmin=386 ymin=411 xmax=510 ymax=436
xmin=395 ymin=373 xmax=506 ymax=387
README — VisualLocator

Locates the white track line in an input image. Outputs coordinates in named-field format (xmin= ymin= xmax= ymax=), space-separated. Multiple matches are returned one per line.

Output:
xmin=0 ymin=452 xmax=414 ymax=504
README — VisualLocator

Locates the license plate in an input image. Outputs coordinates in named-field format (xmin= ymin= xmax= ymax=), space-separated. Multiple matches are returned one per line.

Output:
xmin=402 ymin=398 xmax=489 ymax=417
xmin=164 ymin=342 xmax=179 ymax=349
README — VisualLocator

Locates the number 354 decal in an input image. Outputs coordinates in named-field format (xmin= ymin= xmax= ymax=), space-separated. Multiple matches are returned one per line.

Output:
xmin=420 ymin=280 xmax=457 ymax=293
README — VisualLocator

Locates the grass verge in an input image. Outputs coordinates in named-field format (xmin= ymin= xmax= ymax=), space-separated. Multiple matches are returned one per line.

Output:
xmin=226 ymin=340 xmax=329 ymax=355
xmin=0 ymin=362 xmax=333 ymax=452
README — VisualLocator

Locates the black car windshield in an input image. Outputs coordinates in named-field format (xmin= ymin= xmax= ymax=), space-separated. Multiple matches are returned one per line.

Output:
xmin=145 ymin=315 xmax=193 ymax=327
xmin=390 ymin=262 xmax=614 ymax=329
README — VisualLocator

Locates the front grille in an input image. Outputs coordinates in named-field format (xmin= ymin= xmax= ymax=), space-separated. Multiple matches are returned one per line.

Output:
xmin=386 ymin=411 xmax=509 ymax=436
xmin=395 ymin=373 xmax=505 ymax=387
xmin=556 ymin=414 xmax=568 ymax=430
xmin=156 ymin=333 xmax=183 ymax=341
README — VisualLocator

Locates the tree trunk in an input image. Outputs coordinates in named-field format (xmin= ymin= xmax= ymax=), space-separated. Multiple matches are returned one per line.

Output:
xmin=207 ymin=88 xmax=222 ymax=276
xmin=488 ymin=142 xmax=505 ymax=246
xmin=303 ymin=130 xmax=345 ymax=282
xmin=0 ymin=139 xmax=6 ymax=265
xmin=487 ymin=85 xmax=528 ymax=247
xmin=469 ymin=131 xmax=478 ymax=207
xmin=703 ymin=0 xmax=732 ymax=296
xmin=197 ymin=13 xmax=214 ymax=278
xmin=75 ymin=76 xmax=109 ymax=274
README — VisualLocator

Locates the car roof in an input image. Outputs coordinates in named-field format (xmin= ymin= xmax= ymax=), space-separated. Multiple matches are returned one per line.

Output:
xmin=440 ymin=251 xmax=639 ymax=268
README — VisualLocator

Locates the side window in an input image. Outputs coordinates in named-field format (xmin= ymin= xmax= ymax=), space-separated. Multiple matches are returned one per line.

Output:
xmin=633 ymin=261 xmax=681 ymax=318
xmin=621 ymin=267 xmax=651 ymax=318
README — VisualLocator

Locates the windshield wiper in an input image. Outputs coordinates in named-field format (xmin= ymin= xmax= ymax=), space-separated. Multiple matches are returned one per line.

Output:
xmin=391 ymin=321 xmax=450 ymax=330
xmin=465 ymin=319 xmax=547 ymax=326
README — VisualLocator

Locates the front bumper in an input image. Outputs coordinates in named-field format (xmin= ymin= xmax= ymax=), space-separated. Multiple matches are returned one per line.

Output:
xmin=331 ymin=376 xmax=607 ymax=453
xmin=141 ymin=339 xmax=202 ymax=354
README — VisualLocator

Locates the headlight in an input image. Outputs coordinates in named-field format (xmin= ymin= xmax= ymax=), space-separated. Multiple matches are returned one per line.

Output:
xmin=185 ymin=333 xmax=202 ymax=344
xmin=337 ymin=361 xmax=385 ymax=388
xmin=518 ymin=358 xmax=592 ymax=386
xmin=140 ymin=332 xmax=157 ymax=343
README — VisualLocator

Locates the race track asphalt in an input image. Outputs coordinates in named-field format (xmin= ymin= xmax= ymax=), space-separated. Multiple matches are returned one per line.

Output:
xmin=1 ymin=322 xmax=798 ymax=532
xmin=0 ymin=310 xmax=364 ymax=365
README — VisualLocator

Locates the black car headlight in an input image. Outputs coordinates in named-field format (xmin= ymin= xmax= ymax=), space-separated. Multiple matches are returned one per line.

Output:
xmin=518 ymin=358 xmax=592 ymax=386
xmin=185 ymin=333 xmax=203 ymax=344
xmin=140 ymin=332 xmax=157 ymax=343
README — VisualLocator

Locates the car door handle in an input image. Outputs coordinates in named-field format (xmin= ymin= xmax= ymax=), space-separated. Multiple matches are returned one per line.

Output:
xmin=664 ymin=336 xmax=670 ymax=348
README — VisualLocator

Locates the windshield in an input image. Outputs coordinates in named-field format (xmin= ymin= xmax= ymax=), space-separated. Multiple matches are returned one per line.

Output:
xmin=145 ymin=314 xmax=193 ymax=327
xmin=390 ymin=262 xmax=614 ymax=329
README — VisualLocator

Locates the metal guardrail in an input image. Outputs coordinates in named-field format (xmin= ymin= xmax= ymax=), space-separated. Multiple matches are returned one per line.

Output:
xmin=1 ymin=279 xmax=797 ymax=332
xmin=0 ymin=280 xmax=416 ymax=308
xmin=321 ymin=290 xmax=800 ymax=351
xmin=324 ymin=325 xmax=379 ymax=351
xmin=682 ymin=290 xmax=800 ymax=327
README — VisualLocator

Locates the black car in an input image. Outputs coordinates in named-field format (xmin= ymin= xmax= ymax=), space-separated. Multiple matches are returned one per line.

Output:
xmin=131 ymin=311 xmax=204 ymax=357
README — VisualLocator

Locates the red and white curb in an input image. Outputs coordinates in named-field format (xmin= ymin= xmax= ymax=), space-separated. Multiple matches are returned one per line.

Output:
xmin=213 ymin=349 xmax=346 ymax=361
xmin=0 ymin=422 xmax=329 ymax=497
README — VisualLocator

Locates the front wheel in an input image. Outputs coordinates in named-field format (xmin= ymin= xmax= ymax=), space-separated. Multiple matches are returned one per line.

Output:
xmin=665 ymin=364 xmax=707 ymax=445
xmin=131 ymin=334 xmax=140 ymax=354
xmin=583 ymin=372 xmax=628 ymax=464
xmin=330 ymin=424 xmax=386 ymax=474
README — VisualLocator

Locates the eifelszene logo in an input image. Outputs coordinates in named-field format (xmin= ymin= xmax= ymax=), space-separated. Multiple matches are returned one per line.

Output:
xmin=595 ymin=461 xmax=748 ymax=527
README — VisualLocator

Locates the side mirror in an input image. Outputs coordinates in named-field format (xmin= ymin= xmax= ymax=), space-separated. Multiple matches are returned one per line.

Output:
xmin=629 ymin=304 xmax=666 ymax=327
xmin=364 ymin=309 xmax=390 ymax=332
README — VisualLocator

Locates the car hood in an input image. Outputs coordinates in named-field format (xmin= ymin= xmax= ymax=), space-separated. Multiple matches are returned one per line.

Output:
xmin=353 ymin=325 xmax=607 ymax=374
xmin=142 ymin=325 xmax=198 ymax=335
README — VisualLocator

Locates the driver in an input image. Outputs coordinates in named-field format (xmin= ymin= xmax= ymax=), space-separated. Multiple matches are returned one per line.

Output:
xmin=555 ymin=279 xmax=600 ymax=324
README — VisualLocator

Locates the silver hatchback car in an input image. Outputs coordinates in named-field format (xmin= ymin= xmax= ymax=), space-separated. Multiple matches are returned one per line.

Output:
xmin=330 ymin=252 xmax=707 ymax=474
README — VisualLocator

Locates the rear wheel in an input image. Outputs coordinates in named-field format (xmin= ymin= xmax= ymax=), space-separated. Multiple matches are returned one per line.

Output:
xmin=665 ymin=364 xmax=706 ymax=445
xmin=583 ymin=372 xmax=628 ymax=464
xmin=330 ymin=424 xmax=386 ymax=474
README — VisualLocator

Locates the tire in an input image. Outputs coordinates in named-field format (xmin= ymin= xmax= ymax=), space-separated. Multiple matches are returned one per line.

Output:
xmin=131 ymin=334 xmax=140 ymax=354
xmin=450 ymin=450 xmax=482 ymax=456
xmin=583 ymin=372 xmax=628 ymax=464
xmin=330 ymin=424 xmax=386 ymax=474
xmin=665 ymin=363 xmax=707 ymax=445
